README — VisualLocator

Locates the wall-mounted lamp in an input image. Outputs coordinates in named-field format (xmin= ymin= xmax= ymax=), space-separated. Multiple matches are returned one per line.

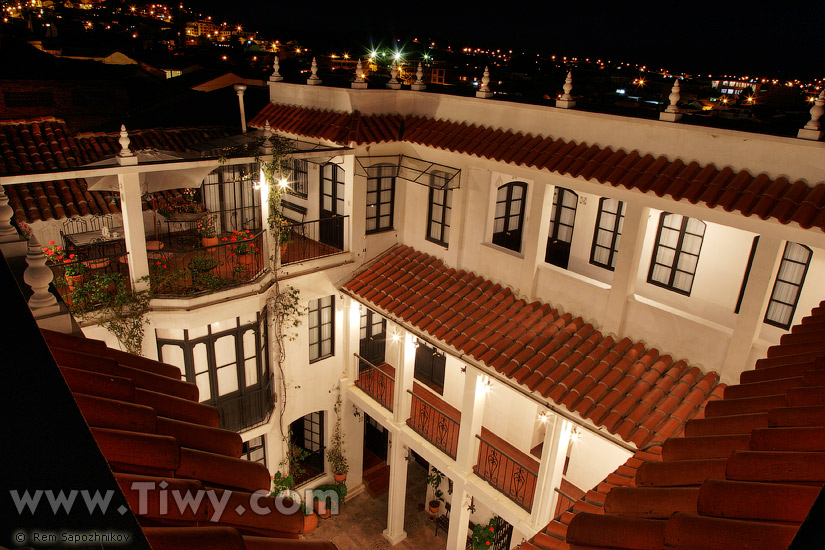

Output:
xmin=278 ymin=178 xmax=289 ymax=189
xmin=352 ymin=405 xmax=362 ymax=421
xmin=391 ymin=330 xmax=401 ymax=343
xmin=570 ymin=426 xmax=581 ymax=442
xmin=404 ymin=446 xmax=415 ymax=463
xmin=538 ymin=410 xmax=550 ymax=423
xmin=481 ymin=376 xmax=492 ymax=394
xmin=412 ymin=336 xmax=420 ymax=349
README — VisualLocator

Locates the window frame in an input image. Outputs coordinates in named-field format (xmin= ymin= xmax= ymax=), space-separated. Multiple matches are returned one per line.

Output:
xmin=241 ymin=435 xmax=267 ymax=466
xmin=309 ymin=295 xmax=335 ymax=363
xmin=413 ymin=341 xmax=446 ymax=395
xmin=426 ymin=172 xmax=452 ymax=247
xmin=366 ymin=164 xmax=396 ymax=234
xmin=492 ymin=181 xmax=527 ymax=253
xmin=646 ymin=213 xmax=706 ymax=296
xmin=288 ymin=158 xmax=309 ymax=198
xmin=589 ymin=197 xmax=625 ymax=271
xmin=764 ymin=242 xmax=812 ymax=329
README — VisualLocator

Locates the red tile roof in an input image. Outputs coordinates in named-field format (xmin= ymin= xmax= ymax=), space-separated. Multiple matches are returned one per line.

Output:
xmin=0 ymin=118 xmax=234 ymax=223
xmin=342 ymin=245 xmax=722 ymax=449
xmin=250 ymin=103 xmax=825 ymax=232
xmin=40 ymin=328 xmax=334 ymax=550
xmin=525 ymin=301 xmax=825 ymax=550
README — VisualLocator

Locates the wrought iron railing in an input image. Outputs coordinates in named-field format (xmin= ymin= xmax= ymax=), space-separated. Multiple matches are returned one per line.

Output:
xmin=354 ymin=354 xmax=395 ymax=412
xmin=214 ymin=374 xmax=274 ymax=433
xmin=475 ymin=434 xmax=539 ymax=512
xmin=149 ymin=230 xmax=266 ymax=296
xmin=407 ymin=389 xmax=460 ymax=459
xmin=281 ymin=216 xmax=349 ymax=266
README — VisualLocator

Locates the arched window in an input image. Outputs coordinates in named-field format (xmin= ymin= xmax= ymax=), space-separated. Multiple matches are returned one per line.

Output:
xmin=765 ymin=242 xmax=812 ymax=329
xmin=545 ymin=187 xmax=578 ymax=268
xmin=647 ymin=213 xmax=706 ymax=295
xmin=590 ymin=198 xmax=625 ymax=270
xmin=492 ymin=181 xmax=526 ymax=252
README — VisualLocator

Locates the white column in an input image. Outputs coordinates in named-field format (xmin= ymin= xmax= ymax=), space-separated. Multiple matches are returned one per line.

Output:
xmin=520 ymin=181 xmax=554 ymax=294
xmin=341 ymin=155 xmax=357 ymax=255
xmin=602 ymin=202 xmax=650 ymax=335
xmin=346 ymin=298 xmax=361 ymax=381
xmin=530 ymin=414 xmax=568 ymax=528
xmin=116 ymin=128 xmax=150 ymax=292
xmin=382 ymin=427 xmax=409 ymax=545
xmin=0 ymin=185 xmax=19 ymax=243
xmin=234 ymin=84 xmax=247 ymax=134
xmin=720 ymin=234 xmax=784 ymax=384
xmin=393 ymin=331 xmax=416 ymax=424
xmin=446 ymin=477 xmax=472 ymax=550
xmin=24 ymin=236 xmax=60 ymax=316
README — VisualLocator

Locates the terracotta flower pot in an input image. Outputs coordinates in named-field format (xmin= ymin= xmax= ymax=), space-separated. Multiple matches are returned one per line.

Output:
xmin=314 ymin=500 xmax=331 ymax=519
xmin=333 ymin=473 xmax=347 ymax=483
xmin=66 ymin=273 xmax=86 ymax=292
xmin=428 ymin=500 xmax=440 ymax=514
xmin=201 ymin=236 xmax=219 ymax=248
xmin=302 ymin=511 xmax=319 ymax=533
xmin=238 ymin=254 xmax=255 ymax=269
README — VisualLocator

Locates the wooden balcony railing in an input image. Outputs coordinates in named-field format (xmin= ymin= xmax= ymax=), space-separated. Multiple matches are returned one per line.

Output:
xmin=475 ymin=430 xmax=539 ymax=512
xmin=407 ymin=388 xmax=460 ymax=459
xmin=354 ymin=354 xmax=395 ymax=412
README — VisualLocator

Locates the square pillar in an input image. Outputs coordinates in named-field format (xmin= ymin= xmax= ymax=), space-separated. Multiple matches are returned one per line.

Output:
xmin=393 ymin=330 xmax=416 ymax=425
xmin=530 ymin=414 xmax=569 ymax=528
xmin=602 ymin=202 xmax=650 ymax=335
xmin=455 ymin=365 xmax=487 ymax=471
xmin=117 ymin=159 xmax=150 ymax=292
xmin=382 ymin=427 xmax=409 ymax=545
xmin=446 ymin=478 xmax=472 ymax=550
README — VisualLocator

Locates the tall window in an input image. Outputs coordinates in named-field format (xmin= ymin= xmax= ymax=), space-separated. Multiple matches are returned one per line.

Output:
xmin=414 ymin=340 xmax=446 ymax=394
xmin=492 ymin=181 xmax=526 ymax=252
xmin=242 ymin=435 xmax=266 ymax=466
xmin=290 ymin=412 xmax=325 ymax=486
xmin=366 ymin=164 xmax=395 ymax=233
xmin=427 ymin=172 xmax=452 ymax=247
xmin=288 ymin=159 xmax=308 ymax=197
xmin=764 ymin=242 xmax=812 ymax=329
xmin=590 ymin=198 xmax=625 ymax=270
xmin=545 ymin=187 xmax=578 ymax=268
xmin=156 ymin=310 xmax=270 ymax=432
xmin=647 ymin=213 xmax=706 ymax=295
xmin=309 ymin=296 xmax=335 ymax=362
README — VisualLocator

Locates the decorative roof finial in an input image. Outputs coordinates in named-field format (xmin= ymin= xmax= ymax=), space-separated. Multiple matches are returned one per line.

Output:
xmin=352 ymin=59 xmax=367 ymax=89
xmin=555 ymin=71 xmax=576 ymax=109
xmin=476 ymin=66 xmax=492 ymax=98
xmin=387 ymin=60 xmax=401 ymax=89
xmin=660 ymin=77 xmax=683 ymax=122
xmin=270 ymin=55 xmax=283 ymax=82
xmin=118 ymin=124 xmax=133 ymax=157
xmin=799 ymin=90 xmax=825 ymax=140
xmin=307 ymin=57 xmax=322 ymax=86
xmin=412 ymin=62 xmax=426 ymax=91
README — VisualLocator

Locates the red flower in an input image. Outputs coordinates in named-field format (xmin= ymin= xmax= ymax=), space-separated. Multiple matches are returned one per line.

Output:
xmin=48 ymin=240 xmax=55 ymax=245
xmin=485 ymin=542 xmax=490 ymax=546
xmin=489 ymin=527 xmax=494 ymax=532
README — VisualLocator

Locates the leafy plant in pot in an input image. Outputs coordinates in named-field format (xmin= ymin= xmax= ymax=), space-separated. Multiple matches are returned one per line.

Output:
xmin=471 ymin=517 xmax=498 ymax=549
xmin=326 ymin=387 xmax=349 ymax=482
xmin=427 ymin=467 xmax=445 ymax=514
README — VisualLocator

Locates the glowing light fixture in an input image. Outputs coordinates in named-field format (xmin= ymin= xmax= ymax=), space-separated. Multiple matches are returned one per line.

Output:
xmin=391 ymin=331 xmax=401 ymax=343
xmin=481 ymin=376 xmax=492 ymax=394
xmin=570 ymin=426 xmax=581 ymax=442
xmin=538 ymin=410 xmax=550 ymax=423
xmin=278 ymin=178 xmax=289 ymax=188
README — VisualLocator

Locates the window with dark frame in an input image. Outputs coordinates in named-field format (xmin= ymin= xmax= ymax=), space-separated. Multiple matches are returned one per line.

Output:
xmin=290 ymin=412 xmax=325 ymax=486
xmin=590 ymin=198 xmax=625 ymax=271
xmin=413 ymin=340 xmax=446 ymax=394
xmin=241 ymin=435 xmax=266 ymax=466
xmin=155 ymin=310 xmax=270 ymax=432
xmin=288 ymin=158 xmax=309 ymax=197
xmin=492 ymin=181 xmax=526 ymax=253
xmin=545 ymin=187 xmax=578 ymax=268
xmin=764 ymin=242 xmax=812 ymax=329
xmin=647 ymin=213 xmax=706 ymax=295
xmin=426 ymin=172 xmax=452 ymax=247
xmin=366 ymin=164 xmax=395 ymax=234
xmin=309 ymin=295 xmax=335 ymax=362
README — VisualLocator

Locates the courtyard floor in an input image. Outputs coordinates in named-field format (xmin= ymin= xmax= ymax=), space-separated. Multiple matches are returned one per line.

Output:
xmin=303 ymin=460 xmax=448 ymax=550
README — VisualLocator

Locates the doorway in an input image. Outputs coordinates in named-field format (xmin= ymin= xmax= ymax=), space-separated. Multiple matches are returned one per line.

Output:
xmin=319 ymin=162 xmax=345 ymax=250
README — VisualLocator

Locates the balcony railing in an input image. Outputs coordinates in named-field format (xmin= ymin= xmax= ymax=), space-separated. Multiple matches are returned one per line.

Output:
xmin=281 ymin=216 xmax=348 ymax=266
xmin=475 ymin=431 xmax=539 ymax=512
xmin=213 ymin=374 xmax=274 ymax=433
xmin=407 ymin=388 xmax=460 ymax=459
xmin=354 ymin=354 xmax=395 ymax=412
xmin=149 ymin=230 xmax=266 ymax=296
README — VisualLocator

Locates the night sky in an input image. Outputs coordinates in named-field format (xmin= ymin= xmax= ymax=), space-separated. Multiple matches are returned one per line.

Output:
xmin=188 ymin=2 xmax=824 ymax=79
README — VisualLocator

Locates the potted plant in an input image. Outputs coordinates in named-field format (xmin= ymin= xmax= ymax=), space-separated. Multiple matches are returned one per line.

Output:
xmin=222 ymin=229 xmax=259 ymax=269
xmin=326 ymin=388 xmax=349 ymax=482
xmin=427 ymin=467 xmax=445 ymax=514
xmin=471 ymin=517 xmax=498 ymax=549
xmin=43 ymin=242 xmax=90 ymax=291
xmin=156 ymin=188 xmax=206 ymax=221
xmin=196 ymin=214 xmax=218 ymax=247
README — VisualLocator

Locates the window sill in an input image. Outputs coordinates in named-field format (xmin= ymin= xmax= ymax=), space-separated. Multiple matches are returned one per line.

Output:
xmin=366 ymin=228 xmax=395 ymax=236
xmin=481 ymin=241 xmax=524 ymax=260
